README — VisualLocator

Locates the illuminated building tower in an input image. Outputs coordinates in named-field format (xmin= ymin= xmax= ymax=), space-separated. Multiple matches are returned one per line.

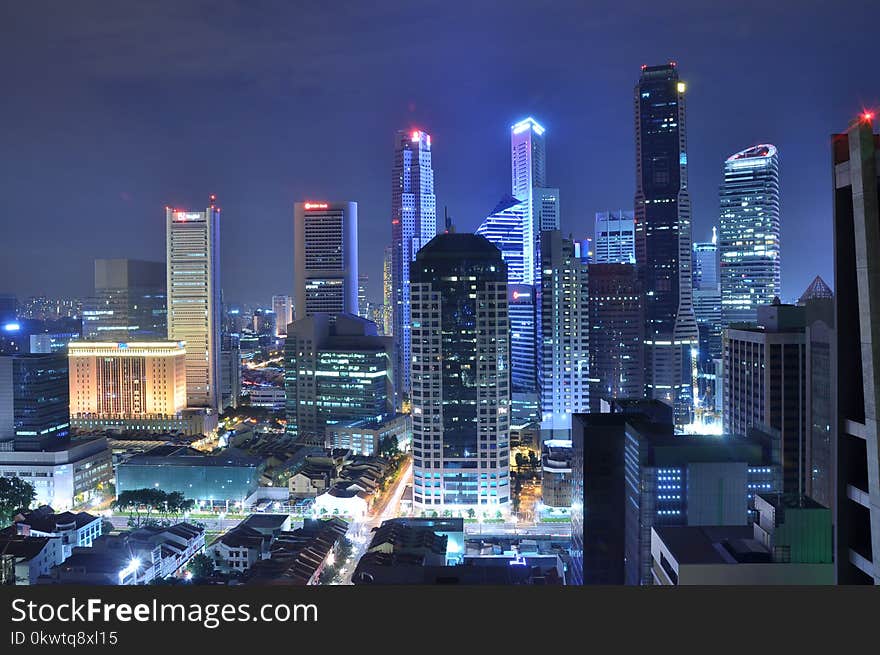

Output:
xmin=166 ymin=198 xmax=221 ymax=410
xmin=538 ymin=231 xmax=590 ymax=436
xmin=476 ymin=194 xmax=528 ymax=283
xmin=719 ymin=144 xmax=781 ymax=325
xmin=692 ymin=229 xmax=723 ymax=413
xmin=0 ymin=352 xmax=70 ymax=450
xmin=410 ymin=234 xmax=510 ymax=510
xmin=391 ymin=130 xmax=436 ymax=404
xmin=834 ymin=112 xmax=880 ymax=584
xmin=284 ymin=314 xmax=392 ymax=446
xmin=382 ymin=245 xmax=393 ymax=336
xmin=508 ymin=283 xmax=539 ymax=425
xmin=594 ymin=210 xmax=636 ymax=264
xmin=272 ymin=295 xmax=293 ymax=337
xmin=82 ymin=259 xmax=166 ymax=342
xmin=358 ymin=274 xmax=369 ymax=318
xmin=634 ymin=63 xmax=699 ymax=425
xmin=294 ymin=201 xmax=358 ymax=319
xmin=587 ymin=263 xmax=643 ymax=411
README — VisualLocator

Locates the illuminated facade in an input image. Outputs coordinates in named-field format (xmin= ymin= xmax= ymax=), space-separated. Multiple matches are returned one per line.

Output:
xmin=272 ymin=295 xmax=293 ymax=337
xmin=538 ymin=231 xmax=590 ymax=435
xmin=476 ymin=194 xmax=528 ymax=283
xmin=294 ymin=201 xmax=358 ymax=319
xmin=382 ymin=245 xmax=393 ymax=336
xmin=594 ymin=210 xmax=636 ymax=264
xmin=692 ymin=230 xmax=723 ymax=411
xmin=719 ymin=144 xmax=781 ymax=325
xmin=166 ymin=201 xmax=221 ymax=410
xmin=83 ymin=259 xmax=166 ymax=341
xmin=68 ymin=341 xmax=187 ymax=421
xmin=284 ymin=313 xmax=392 ymax=446
xmin=634 ymin=63 xmax=699 ymax=425
xmin=410 ymin=234 xmax=510 ymax=509
xmin=0 ymin=352 xmax=70 ymax=450
xmin=391 ymin=130 xmax=436 ymax=404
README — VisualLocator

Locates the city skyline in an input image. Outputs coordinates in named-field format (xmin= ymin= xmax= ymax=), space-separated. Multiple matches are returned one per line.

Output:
xmin=3 ymin=3 xmax=878 ymax=305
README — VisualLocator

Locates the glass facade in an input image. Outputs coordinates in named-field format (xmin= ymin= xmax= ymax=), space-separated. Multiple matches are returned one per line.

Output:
xmin=9 ymin=352 xmax=70 ymax=450
xmin=719 ymin=144 xmax=781 ymax=325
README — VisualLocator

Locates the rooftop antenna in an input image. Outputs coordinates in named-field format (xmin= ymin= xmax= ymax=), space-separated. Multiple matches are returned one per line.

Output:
xmin=444 ymin=206 xmax=454 ymax=233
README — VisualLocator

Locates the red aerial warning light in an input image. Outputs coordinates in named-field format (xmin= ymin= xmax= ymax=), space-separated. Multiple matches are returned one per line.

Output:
xmin=863 ymin=111 xmax=875 ymax=123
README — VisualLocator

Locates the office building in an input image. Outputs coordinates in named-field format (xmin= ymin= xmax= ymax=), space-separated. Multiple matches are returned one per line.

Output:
xmin=272 ymin=295 xmax=293 ymax=338
xmin=510 ymin=117 xmax=545 ymax=285
xmin=28 ymin=333 xmax=79 ymax=355
xmin=391 ymin=130 xmax=436 ymax=404
xmin=724 ymin=301 xmax=807 ymax=495
xmin=68 ymin=341 xmax=186 ymax=422
xmin=357 ymin=274 xmax=369 ymax=319
xmin=541 ymin=439 xmax=572 ymax=509
xmin=651 ymin=494 xmax=833 ymax=585
xmin=82 ymin=259 xmax=166 ymax=341
xmin=833 ymin=113 xmax=880 ymax=584
xmin=382 ymin=245 xmax=393 ymax=336
xmin=284 ymin=313 xmax=392 ymax=446
xmin=166 ymin=200 xmax=221 ymax=410
xmin=693 ymin=228 xmax=719 ymax=290
xmin=508 ymin=283 xmax=538 ymax=424
xmin=800 ymin=277 xmax=835 ymax=510
xmin=692 ymin=229 xmax=723 ymax=414
xmin=0 ymin=294 xmax=16 ymax=325
xmin=634 ymin=63 xmax=699 ymax=425
xmin=593 ymin=210 xmax=635 ymax=264
xmin=410 ymin=233 xmax=510 ymax=509
xmin=476 ymin=194 xmax=529 ymax=283
xmin=326 ymin=413 xmax=410 ymax=456
xmin=220 ymin=333 xmax=241 ymax=412
xmin=538 ymin=230 xmax=590 ymax=435
xmin=0 ymin=437 xmax=112 ymax=509
xmin=294 ymin=201 xmax=358 ymax=319
xmin=719 ymin=144 xmax=781 ymax=325
xmin=0 ymin=352 xmax=70 ymax=450
xmin=587 ymin=263 xmax=643 ymax=412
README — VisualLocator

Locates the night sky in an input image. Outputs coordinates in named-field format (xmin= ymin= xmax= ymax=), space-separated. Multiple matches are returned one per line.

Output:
xmin=2 ymin=0 xmax=877 ymax=305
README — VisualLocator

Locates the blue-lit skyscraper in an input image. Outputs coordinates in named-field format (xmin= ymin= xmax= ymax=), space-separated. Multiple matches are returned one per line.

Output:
xmin=594 ymin=210 xmax=636 ymax=264
xmin=476 ymin=194 xmax=528 ymax=283
xmin=719 ymin=144 xmax=781 ymax=325
xmin=391 ymin=130 xmax=436 ymax=405
xmin=634 ymin=63 xmax=699 ymax=425
xmin=0 ymin=352 xmax=70 ymax=450
xmin=692 ymin=228 xmax=722 ymax=413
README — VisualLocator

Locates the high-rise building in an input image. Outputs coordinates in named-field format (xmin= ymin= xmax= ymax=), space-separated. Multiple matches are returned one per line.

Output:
xmin=83 ymin=259 xmax=166 ymax=341
xmin=391 ymin=130 xmax=436 ymax=404
xmin=634 ymin=63 xmax=699 ymax=425
xmin=692 ymin=229 xmax=723 ymax=413
xmin=723 ymin=301 xmax=807 ymax=496
xmin=833 ymin=113 xmax=880 ymax=584
xmin=476 ymin=194 xmax=528 ymax=283
xmin=294 ymin=201 xmax=358 ymax=319
xmin=284 ymin=313 xmax=392 ymax=446
xmin=593 ymin=210 xmax=636 ymax=264
xmin=410 ymin=234 xmax=510 ymax=509
xmin=719 ymin=145 xmax=781 ymax=325
xmin=166 ymin=200 xmax=221 ymax=410
xmin=0 ymin=352 xmax=70 ymax=451
xmin=68 ymin=341 xmax=186 ymax=419
xmin=382 ymin=245 xmax=393 ymax=336
xmin=357 ymin=274 xmax=369 ymax=318
xmin=0 ymin=294 xmax=17 ymax=325
xmin=538 ymin=230 xmax=590 ymax=435
xmin=272 ymin=295 xmax=293 ymax=338
xmin=693 ymin=228 xmax=719 ymax=290
xmin=587 ymin=263 xmax=643 ymax=411
xmin=508 ymin=282 xmax=538 ymax=404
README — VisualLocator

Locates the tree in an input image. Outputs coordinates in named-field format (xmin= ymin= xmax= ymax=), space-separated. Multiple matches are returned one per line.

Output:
xmin=378 ymin=435 xmax=400 ymax=459
xmin=466 ymin=508 xmax=476 ymax=519
xmin=113 ymin=488 xmax=195 ymax=528
xmin=187 ymin=553 xmax=215 ymax=581
xmin=0 ymin=477 xmax=36 ymax=526
xmin=515 ymin=452 xmax=525 ymax=470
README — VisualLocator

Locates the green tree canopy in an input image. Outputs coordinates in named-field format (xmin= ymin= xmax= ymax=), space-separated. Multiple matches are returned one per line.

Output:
xmin=0 ymin=477 xmax=36 ymax=526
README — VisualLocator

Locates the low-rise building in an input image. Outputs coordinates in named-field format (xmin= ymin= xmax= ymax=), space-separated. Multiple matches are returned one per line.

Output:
xmin=245 ymin=518 xmax=348 ymax=585
xmin=0 ymin=437 xmax=112 ymax=510
xmin=650 ymin=494 xmax=833 ymax=585
xmin=10 ymin=505 xmax=102 ymax=559
xmin=210 ymin=526 xmax=269 ymax=575
xmin=0 ymin=534 xmax=63 ymax=585
xmin=325 ymin=413 xmax=410 ymax=456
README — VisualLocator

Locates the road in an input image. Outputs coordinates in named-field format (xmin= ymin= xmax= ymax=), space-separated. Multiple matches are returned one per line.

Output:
xmin=105 ymin=514 xmax=294 ymax=533
xmin=465 ymin=522 xmax=570 ymax=538
xmin=337 ymin=458 xmax=413 ymax=585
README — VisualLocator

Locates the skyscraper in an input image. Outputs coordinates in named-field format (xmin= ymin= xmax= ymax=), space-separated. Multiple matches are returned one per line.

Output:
xmin=476 ymin=194 xmax=528 ymax=283
xmin=723 ymin=301 xmax=807 ymax=495
xmin=833 ymin=113 xmax=880 ymax=584
xmin=587 ymin=263 xmax=643 ymax=411
xmin=692 ymin=229 xmax=723 ymax=413
xmin=83 ymin=259 xmax=166 ymax=341
xmin=410 ymin=233 xmax=510 ymax=510
xmin=391 ymin=130 xmax=436 ymax=404
xmin=719 ymin=144 xmax=781 ymax=325
xmin=271 ymin=295 xmax=293 ymax=337
xmin=538 ymin=230 xmax=590 ymax=435
xmin=594 ymin=210 xmax=636 ymax=264
xmin=382 ymin=245 xmax=393 ymax=336
xmin=357 ymin=274 xmax=369 ymax=318
xmin=166 ymin=199 xmax=221 ymax=410
xmin=634 ymin=63 xmax=699 ymax=425
xmin=294 ymin=201 xmax=358 ymax=319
